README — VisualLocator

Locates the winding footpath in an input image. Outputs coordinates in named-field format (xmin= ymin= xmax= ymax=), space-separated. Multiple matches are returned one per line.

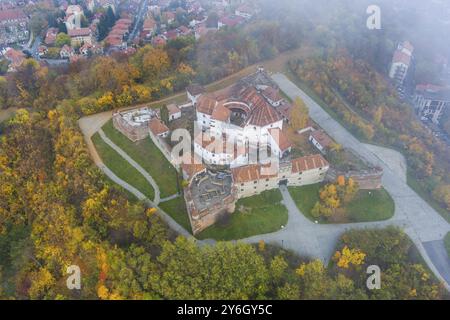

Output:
xmin=78 ymin=113 xmax=191 ymax=238
xmin=98 ymin=129 xmax=161 ymax=205
xmin=241 ymin=73 xmax=450 ymax=290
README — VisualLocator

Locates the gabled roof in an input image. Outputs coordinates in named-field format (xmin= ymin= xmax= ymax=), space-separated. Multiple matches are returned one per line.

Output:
xmin=231 ymin=163 xmax=278 ymax=183
xmin=196 ymin=94 xmax=217 ymax=115
xmin=401 ymin=41 xmax=414 ymax=53
xmin=182 ymin=161 xmax=206 ymax=180
xmin=60 ymin=44 xmax=74 ymax=53
xmin=211 ymin=103 xmax=231 ymax=122
xmin=143 ymin=17 xmax=156 ymax=30
xmin=310 ymin=130 xmax=333 ymax=148
xmin=246 ymin=100 xmax=282 ymax=127
xmin=68 ymin=28 xmax=92 ymax=37
xmin=291 ymin=154 xmax=329 ymax=173
xmin=149 ymin=118 xmax=169 ymax=135
xmin=268 ymin=128 xmax=292 ymax=151
xmin=392 ymin=50 xmax=411 ymax=66
xmin=167 ymin=103 xmax=181 ymax=116
xmin=262 ymin=86 xmax=282 ymax=102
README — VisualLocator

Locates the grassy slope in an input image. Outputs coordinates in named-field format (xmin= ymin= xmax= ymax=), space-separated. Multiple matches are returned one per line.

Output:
xmin=102 ymin=120 xmax=178 ymax=198
xmin=92 ymin=133 xmax=155 ymax=200
xmin=288 ymin=184 xmax=395 ymax=223
xmin=159 ymin=196 xmax=192 ymax=233
xmin=197 ymin=189 xmax=288 ymax=241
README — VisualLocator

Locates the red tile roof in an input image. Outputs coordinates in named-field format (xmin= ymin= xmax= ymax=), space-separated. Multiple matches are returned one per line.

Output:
xmin=211 ymin=103 xmax=231 ymax=122
xmin=231 ymin=163 xmax=278 ymax=183
xmin=68 ymin=28 xmax=92 ymax=37
xmin=291 ymin=154 xmax=329 ymax=173
xmin=143 ymin=17 xmax=156 ymax=31
xmin=167 ymin=103 xmax=181 ymax=116
xmin=392 ymin=50 xmax=411 ymax=66
xmin=268 ymin=128 xmax=292 ymax=151
xmin=149 ymin=118 xmax=169 ymax=136
xmin=196 ymin=94 xmax=217 ymax=115
xmin=310 ymin=130 xmax=333 ymax=148
xmin=247 ymin=101 xmax=281 ymax=127
xmin=263 ymin=86 xmax=282 ymax=102
xmin=182 ymin=162 xmax=206 ymax=180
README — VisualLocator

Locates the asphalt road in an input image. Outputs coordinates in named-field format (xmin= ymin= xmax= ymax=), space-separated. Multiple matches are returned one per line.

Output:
xmin=270 ymin=73 xmax=450 ymax=290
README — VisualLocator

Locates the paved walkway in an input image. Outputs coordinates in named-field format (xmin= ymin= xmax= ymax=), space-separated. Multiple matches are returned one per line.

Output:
xmin=267 ymin=73 xmax=450 ymax=290
xmin=242 ymin=185 xmax=403 ymax=263
xmin=78 ymin=114 xmax=192 ymax=238
xmin=160 ymin=193 xmax=180 ymax=203
xmin=98 ymin=129 xmax=161 ymax=204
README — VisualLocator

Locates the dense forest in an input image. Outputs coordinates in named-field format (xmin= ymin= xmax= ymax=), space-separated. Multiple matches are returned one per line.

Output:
xmin=1 ymin=0 xmax=450 ymax=299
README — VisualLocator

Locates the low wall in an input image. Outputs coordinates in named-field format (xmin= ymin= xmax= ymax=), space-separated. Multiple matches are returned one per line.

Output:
xmin=327 ymin=168 xmax=383 ymax=190
xmin=148 ymin=130 xmax=180 ymax=171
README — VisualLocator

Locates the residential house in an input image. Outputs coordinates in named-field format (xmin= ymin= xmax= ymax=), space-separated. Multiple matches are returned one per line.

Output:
xmin=309 ymin=130 xmax=334 ymax=154
xmin=37 ymin=45 xmax=48 ymax=57
xmin=68 ymin=28 xmax=93 ymax=46
xmin=163 ymin=11 xmax=175 ymax=24
xmin=44 ymin=27 xmax=58 ymax=46
xmin=235 ymin=4 xmax=256 ymax=19
xmin=218 ymin=15 xmax=244 ymax=29
xmin=142 ymin=17 xmax=157 ymax=37
xmin=149 ymin=118 xmax=170 ymax=138
xmin=59 ymin=44 xmax=75 ymax=59
xmin=152 ymin=35 xmax=167 ymax=47
xmin=167 ymin=103 xmax=181 ymax=121
xmin=4 ymin=47 xmax=26 ymax=72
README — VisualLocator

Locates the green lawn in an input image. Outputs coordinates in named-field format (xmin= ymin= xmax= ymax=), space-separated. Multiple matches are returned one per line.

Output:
xmin=445 ymin=232 xmax=450 ymax=258
xmin=92 ymin=133 xmax=155 ymax=201
xmin=288 ymin=184 xmax=395 ymax=223
xmin=102 ymin=120 xmax=179 ymax=198
xmin=346 ymin=188 xmax=395 ymax=222
xmin=159 ymin=196 xmax=192 ymax=233
xmin=197 ymin=189 xmax=288 ymax=241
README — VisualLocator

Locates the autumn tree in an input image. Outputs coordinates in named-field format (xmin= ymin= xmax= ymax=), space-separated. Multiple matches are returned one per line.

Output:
xmin=332 ymin=246 xmax=366 ymax=269
xmin=55 ymin=32 xmax=71 ymax=47
xmin=433 ymin=184 xmax=450 ymax=211
xmin=290 ymin=97 xmax=309 ymax=130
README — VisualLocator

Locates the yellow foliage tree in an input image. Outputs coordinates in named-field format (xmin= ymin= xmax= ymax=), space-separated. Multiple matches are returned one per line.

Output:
xmin=258 ymin=240 xmax=266 ymax=252
xmin=333 ymin=246 xmax=366 ymax=269
xmin=97 ymin=284 xmax=109 ymax=300
xmin=290 ymin=97 xmax=309 ymax=130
